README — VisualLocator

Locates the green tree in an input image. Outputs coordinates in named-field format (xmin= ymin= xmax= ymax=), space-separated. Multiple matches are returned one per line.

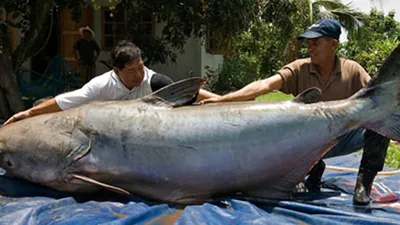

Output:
xmin=264 ymin=0 xmax=364 ymax=61
xmin=208 ymin=20 xmax=285 ymax=93
xmin=338 ymin=9 xmax=400 ymax=76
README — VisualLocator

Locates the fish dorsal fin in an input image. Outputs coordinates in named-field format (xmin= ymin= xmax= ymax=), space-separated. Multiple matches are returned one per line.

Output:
xmin=292 ymin=87 xmax=322 ymax=104
xmin=142 ymin=77 xmax=205 ymax=107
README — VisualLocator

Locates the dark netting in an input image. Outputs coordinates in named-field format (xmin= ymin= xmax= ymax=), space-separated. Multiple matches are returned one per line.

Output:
xmin=16 ymin=55 xmax=82 ymax=107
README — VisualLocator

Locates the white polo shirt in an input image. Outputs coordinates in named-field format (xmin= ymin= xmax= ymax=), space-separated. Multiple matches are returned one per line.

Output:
xmin=55 ymin=67 xmax=156 ymax=110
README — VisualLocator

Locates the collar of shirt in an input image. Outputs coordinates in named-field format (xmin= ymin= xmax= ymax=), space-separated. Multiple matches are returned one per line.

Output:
xmin=310 ymin=55 xmax=342 ymax=77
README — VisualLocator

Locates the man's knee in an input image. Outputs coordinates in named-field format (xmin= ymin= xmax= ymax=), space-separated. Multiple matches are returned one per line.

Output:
xmin=323 ymin=129 xmax=365 ymax=158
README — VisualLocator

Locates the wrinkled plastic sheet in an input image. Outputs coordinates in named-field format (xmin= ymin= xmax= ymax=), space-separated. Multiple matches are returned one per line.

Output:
xmin=0 ymin=152 xmax=399 ymax=225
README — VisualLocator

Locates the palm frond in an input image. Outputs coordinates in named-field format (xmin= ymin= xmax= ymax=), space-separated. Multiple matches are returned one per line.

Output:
xmin=313 ymin=0 xmax=366 ymax=44
xmin=318 ymin=11 xmax=336 ymax=19
xmin=313 ymin=0 xmax=346 ymax=10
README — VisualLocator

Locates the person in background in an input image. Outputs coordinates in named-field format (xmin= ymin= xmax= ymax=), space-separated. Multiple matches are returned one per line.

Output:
xmin=74 ymin=26 xmax=101 ymax=83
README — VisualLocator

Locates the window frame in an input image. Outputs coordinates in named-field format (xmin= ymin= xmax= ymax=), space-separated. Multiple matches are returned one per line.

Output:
xmin=101 ymin=8 xmax=155 ymax=50
xmin=101 ymin=7 xmax=129 ymax=50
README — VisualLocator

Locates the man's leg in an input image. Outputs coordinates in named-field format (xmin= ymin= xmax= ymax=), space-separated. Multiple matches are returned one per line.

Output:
xmin=86 ymin=64 xmax=96 ymax=82
xmin=305 ymin=129 xmax=365 ymax=192
xmin=353 ymin=129 xmax=389 ymax=205
xmin=305 ymin=159 xmax=325 ymax=192
xmin=78 ymin=64 xmax=88 ymax=84
xmin=84 ymin=65 xmax=91 ymax=83
xmin=323 ymin=129 xmax=365 ymax=159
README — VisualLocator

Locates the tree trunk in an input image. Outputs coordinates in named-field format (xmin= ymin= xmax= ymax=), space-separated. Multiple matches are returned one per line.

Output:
xmin=0 ymin=0 xmax=55 ymax=121
xmin=0 ymin=88 xmax=12 ymax=120
xmin=0 ymin=27 xmax=25 ymax=120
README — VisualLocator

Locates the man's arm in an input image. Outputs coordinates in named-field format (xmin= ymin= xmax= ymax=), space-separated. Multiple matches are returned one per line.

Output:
xmin=94 ymin=40 xmax=101 ymax=60
xmin=200 ymin=74 xmax=284 ymax=103
xmin=3 ymin=98 xmax=62 ymax=125
xmin=4 ymin=77 xmax=102 ymax=126
xmin=74 ymin=50 xmax=80 ymax=61
xmin=196 ymin=89 xmax=220 ymax=102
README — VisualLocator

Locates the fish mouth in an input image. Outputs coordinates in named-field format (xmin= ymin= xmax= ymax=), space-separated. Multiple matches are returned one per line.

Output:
xmin=25 ymin=169 xmax=61 ymax=185
xmin=34 ymin=174 xmax=92 ymax=194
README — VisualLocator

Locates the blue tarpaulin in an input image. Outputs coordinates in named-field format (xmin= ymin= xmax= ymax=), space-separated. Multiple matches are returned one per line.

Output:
xmin=0 ymin=152 xmax=399 ymax=225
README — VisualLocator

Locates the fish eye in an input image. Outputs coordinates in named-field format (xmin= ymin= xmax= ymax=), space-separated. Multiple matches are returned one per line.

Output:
xmin=2 ymin=155 xmax=14 ymax=169
xmin=6 ymin=160 xmax=13 ymax=168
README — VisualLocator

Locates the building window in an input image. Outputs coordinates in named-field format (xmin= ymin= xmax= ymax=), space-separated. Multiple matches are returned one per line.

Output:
xmin=103 ymin=8 xmax=127 ymax=50
xmin=128 ymin=11 xmax=154 ymax=44
xmin=102 ymin=8 xmax=153 ymax=50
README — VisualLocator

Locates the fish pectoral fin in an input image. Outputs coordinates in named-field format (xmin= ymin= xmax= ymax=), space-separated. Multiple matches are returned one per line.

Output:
xmin=245 ymin=141 xmax=337 ymax=200
xmin=66 ymin=129 xmax=94 ymax=164
xmin=142 ymin=77 xmax=205 ymax=107
xmin=71 ymin=174 xmax=131 ymax=196
xmin=292 ymin=87 xmax=322 ymax=104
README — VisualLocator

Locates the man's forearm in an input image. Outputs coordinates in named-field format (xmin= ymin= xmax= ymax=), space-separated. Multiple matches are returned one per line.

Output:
xmin=221 ymin=75 xmax=284 ymax=102
xmin=197 ymin=89 xmax=220 ymax=101
xmin=222 ymin=81 xmax=268 ymax=102
xmin=4 ymin=98 xmax=63 ymax=125
xmin=199 ymin=75 xmax=283 ymax=104
xmin=29 ymin=98 xmax=62 ymax=116
xmin=73 ymin=50 xmax=80 ymax=61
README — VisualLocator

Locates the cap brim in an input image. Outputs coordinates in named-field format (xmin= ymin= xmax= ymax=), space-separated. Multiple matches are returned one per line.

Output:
xmin=297 ymin=30 xmax=324 ymax=40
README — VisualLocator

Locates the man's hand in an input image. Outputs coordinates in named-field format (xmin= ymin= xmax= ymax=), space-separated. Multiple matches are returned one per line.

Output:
xmin=3 ymin=110 xmax=32 ymax=126
xmin=199 ymin=96 xmax=225 ymax=104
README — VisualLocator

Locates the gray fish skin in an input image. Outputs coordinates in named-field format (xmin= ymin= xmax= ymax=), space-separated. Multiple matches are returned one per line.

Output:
xmin=1 ymin=44 xmax=400 ymax=204
xmin=73 ymin=99 xmax=359 ymax=201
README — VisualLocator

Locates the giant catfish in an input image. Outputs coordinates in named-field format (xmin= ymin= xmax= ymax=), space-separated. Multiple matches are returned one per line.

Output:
xmin=1 ymin=45 xmax=400 ymax=204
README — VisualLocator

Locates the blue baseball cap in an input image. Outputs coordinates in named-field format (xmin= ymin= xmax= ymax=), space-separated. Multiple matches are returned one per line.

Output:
xmin=298 ymin=19 xmax=341 ymax=40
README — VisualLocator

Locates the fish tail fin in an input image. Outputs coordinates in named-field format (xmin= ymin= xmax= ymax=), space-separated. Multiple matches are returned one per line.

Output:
xmin=353 ymin=43 xmax=400 ymax=141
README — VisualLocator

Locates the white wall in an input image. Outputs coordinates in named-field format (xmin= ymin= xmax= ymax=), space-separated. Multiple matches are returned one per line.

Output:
xmin=151 ymin=37 xmax=202 ymax=81
xmin=151 ymin=21 xmax=202 ymax=81
xmin=147 ymin=22 xmax=224 ymax=81
xmin=200 ymin=44 xmax=224 ymax=78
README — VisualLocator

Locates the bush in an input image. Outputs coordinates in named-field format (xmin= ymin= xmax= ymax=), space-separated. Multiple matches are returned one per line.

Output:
xmin=206 ymin=21 xmax=286 ymax=93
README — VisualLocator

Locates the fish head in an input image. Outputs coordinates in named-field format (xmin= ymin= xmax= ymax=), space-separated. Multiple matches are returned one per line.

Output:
xmin=0 ymin=130 xmax=66 ymax=184
xmin=0 ymin=117 xmax=87 ymax=189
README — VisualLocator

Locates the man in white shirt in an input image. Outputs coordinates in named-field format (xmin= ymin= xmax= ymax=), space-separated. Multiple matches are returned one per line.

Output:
xmin=4 ymin=40 xmax=219 ymax=125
